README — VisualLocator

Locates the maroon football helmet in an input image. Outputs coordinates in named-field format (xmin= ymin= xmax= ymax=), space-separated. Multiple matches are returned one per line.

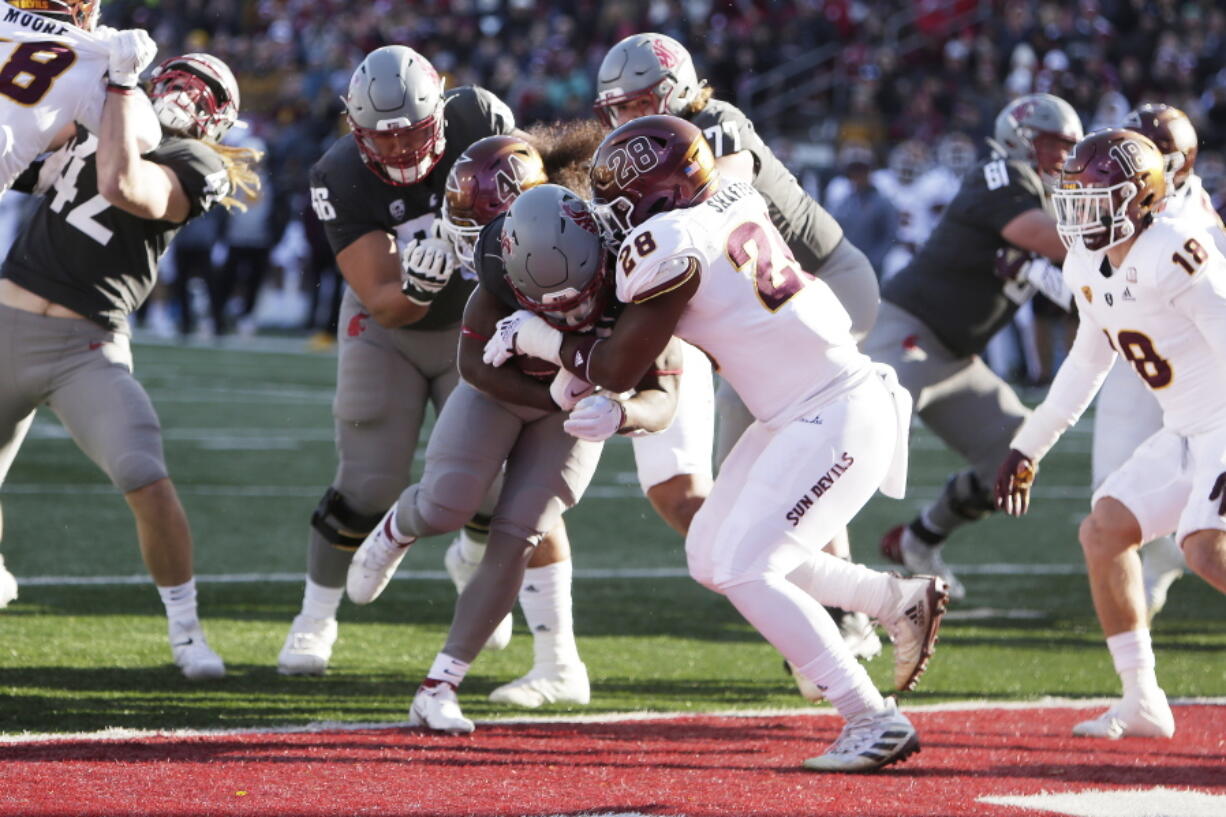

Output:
xmin=588 ymin=114 xmax=718 ymax=247
xmin=1122 ymin=103 xmax=1198 ymax=193
xmin=1052 ymin=129 xmax=1166 ymax=251
xmin=442 ymin=135 xmax=548 ymax=269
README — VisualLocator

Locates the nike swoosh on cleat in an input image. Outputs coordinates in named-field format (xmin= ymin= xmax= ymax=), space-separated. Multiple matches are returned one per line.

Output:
xmin=172 ymin=639 xmax=194 ymax=648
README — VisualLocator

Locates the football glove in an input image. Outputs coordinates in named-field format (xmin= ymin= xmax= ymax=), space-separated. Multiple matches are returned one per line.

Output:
xmin=994 ymin=448 xmax=1038 ymax=517
xmin=993 ymin=246 xmax=1032 ymax=282
xmin=563 ymin=395 xmax=625 ymax=442
xmin=549 ymin=368 xmax=596 ymax=411
xmin=400 ymin=237 xmax=457 ymax=305
xmin=106 ymin=29 xmax=158 ymax=88
xmin=483 ymin=309 xmax=563 ymax=368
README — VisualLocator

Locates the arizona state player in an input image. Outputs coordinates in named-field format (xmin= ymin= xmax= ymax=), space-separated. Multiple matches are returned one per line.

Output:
xmin=278 ymin=45 xmax=532 ymax=675
xmin=0 ymin=52 xmax=258 ymax=677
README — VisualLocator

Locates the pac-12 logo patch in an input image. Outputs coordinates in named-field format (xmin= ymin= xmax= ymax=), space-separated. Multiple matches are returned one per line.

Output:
xmin=389 ymin=200 xmax=406 ymax=221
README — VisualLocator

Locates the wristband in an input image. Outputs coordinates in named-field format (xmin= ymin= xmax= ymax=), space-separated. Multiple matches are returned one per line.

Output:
xmin=106 ymin=83 xmax=137 ymax=94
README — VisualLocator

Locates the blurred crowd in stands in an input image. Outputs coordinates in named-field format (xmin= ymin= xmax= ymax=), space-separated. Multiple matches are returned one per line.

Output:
xmin=6 ymin=0 xmax=1225 ymax=377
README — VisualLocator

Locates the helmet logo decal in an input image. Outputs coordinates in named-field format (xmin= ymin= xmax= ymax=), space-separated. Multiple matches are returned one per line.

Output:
xmin=605 ymin=135 xmax=661 ymax=186
xmin=500 ymin=228 xmax=514 ymax=257
xmin=1109 ymin=139 xmax=1160 ymax=176
xmin=493 ymin=153 xmax=533 ymax=203
xmin=652 ymin=39 xmax=679 ymax=69
xmin=561 ymin=200 xmax=599 ymax=235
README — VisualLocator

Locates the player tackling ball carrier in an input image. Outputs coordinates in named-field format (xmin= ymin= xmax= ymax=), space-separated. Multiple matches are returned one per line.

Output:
xmin=484 ymin=115 xmax=949 ymax=773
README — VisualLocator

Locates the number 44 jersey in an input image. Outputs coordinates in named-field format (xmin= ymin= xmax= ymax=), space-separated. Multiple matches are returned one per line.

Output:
xmin=1015 ymin=216 xmax=1226 ymax=460
xmin=614 ymin=180 xmax=871 ymax=428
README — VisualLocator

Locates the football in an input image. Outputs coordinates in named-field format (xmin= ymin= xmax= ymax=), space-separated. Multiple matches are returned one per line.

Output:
xmin=515 ymin=354 xmax=560 ymax=381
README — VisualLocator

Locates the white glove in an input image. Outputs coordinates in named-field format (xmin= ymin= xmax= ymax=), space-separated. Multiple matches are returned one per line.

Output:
xmin=107 ymin=29 xmax=157 ymax=88
xmin=549 ymin=368 xmax=596 ymax=411
xmin=563 ymin=395 xmax=625 ymax=442
xmin=482 ymin=309 xmax=563 ymax=368
xmin=400 ymin=237 xmax=456 ymax=305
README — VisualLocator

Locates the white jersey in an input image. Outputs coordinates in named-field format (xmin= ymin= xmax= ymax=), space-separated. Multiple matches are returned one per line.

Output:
xmin=871 ymin=169 xmax=935 ymax=247
xmin=1164 ymin=172 xmax=1226 ymax=255
xmin=0 ymin=3 xmax=111 ymax=196
xmin=614 ymin=180 xmax=870 ymax=428
xmin=1014 ymin=217 xmax=1226 ymax=459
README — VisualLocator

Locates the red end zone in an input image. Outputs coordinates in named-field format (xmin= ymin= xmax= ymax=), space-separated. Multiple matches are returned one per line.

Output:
xmin=2 ymin=703 xmax=1223 ymax=817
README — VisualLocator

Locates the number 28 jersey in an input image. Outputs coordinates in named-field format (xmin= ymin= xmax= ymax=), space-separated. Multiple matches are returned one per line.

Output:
xmin=614 ymin=180 xmax=869 ymax=428
xmin=0 ymin=3 xmax=110 ymax=195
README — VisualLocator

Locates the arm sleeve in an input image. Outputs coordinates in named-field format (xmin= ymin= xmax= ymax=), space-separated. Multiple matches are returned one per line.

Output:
xmin=614 ymin=219 xmax=701 ymax=304
xmin=1011 ymin=305 xmax=1117 ymax=461
xmin=150 ymin=140 xmax=230 ymax=219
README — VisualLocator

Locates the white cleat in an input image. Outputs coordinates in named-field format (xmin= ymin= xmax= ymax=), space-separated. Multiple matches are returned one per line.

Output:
xmin=0 ymin=555 xmax=17 ymax=609
xmin=346 ymin=507 xmax=415 ymax=605
xmin=880 ymin=574 xmax=949 ymax=691
xmin=488 ymin=663 xmax=591 ymax=708
xmin=277 ymin=614 xmax=338 ymax=676
xmin=444 ymin=538 xmax=512 ymax=651
xmin=803 ymin=697 xmax=920 ymax=773
xmin=409 ymin=683 xmax=475 ymax=734
xmin=1072 ymin=692 xmax=1175 ymax=739
xmin=169 ymin=619 xmax=225 ymax=681
xmin=840 ymin=610 xmax=883 ymax=661
xmin=880 ymin=524 xmax=966 ymax=602
xmin=1141 ymin=537 xmax=1185 ymax=621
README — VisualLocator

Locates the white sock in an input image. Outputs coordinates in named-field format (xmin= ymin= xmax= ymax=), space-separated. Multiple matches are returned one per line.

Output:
xmin=519 ymin=559 xmax=580 ymax=668
xmin=158 ymin=578 xmax=199 ymax=624
xmin=458 ymin=528 xmax=486 ymax=565
xmin=426 ymin=652 xmax=471 ymax=687
xmin=787 ymin=551 xmax=894 ymax=620
xmin=1107 ymin=629 xmax=1159 ymax=698
xmin=301 ymin=578 xmax=344 ymax=621
xmin=386 ymin=506 xmax=416 ymax=545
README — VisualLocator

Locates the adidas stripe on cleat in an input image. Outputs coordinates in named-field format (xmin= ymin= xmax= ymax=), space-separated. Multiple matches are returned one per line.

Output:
xmin=803 ymin=698 xmax=920 ymax=772
xmin=880 ymin=574 xmax=949 ymax=691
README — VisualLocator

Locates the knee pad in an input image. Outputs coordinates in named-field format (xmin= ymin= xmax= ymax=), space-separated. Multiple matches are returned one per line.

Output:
xmin=310 ymin=487 xmax=385 ymax=550
xmin=945 ymin=468 xmax=995 ymax=522
xmin=111 ymin=451 xmax=169 ymax=494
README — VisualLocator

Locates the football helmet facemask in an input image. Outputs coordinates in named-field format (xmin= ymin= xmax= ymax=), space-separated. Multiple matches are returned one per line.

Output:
xmin=501 ymin=185 xmax=609 ymax=332
xmin=345 ymin=46 xmax=445 ymax=186
xmin=589 ymin=114 xmax=718 ymax=249
xmin=149 ymin=53 xmax=240 ymax=142
xmin=443 ymin=135 xmax=548 ymax=270
xmin=1122 ymin=103 xmax=1198 ymax=194
xmin=12 ymin=0 xmax=100 ymax=30
xmin=593 ymin=33 xmax=702 ymax=129
xmin=1052 ymin=129 xmax=1166 ymax=252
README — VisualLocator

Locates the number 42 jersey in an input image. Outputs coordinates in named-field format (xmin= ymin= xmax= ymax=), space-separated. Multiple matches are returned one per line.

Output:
xmin=614 ymin=180 xmax=870 ymax=428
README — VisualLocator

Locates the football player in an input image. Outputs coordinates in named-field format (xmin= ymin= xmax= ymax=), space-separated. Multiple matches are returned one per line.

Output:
xmin=0 ymin=0 xmax=160 ymax=196
xmin=347 ymin=185 xmax=684 ymax=733
xmin=593 ymin=30 xmax=882 ymax=662
xmin=872 ymin=140 xmax=934 ymax=281
xmin=996 ymin=129 xmax=1226 ymax=739
xmin=277 ymin=46 xmax=533 ymax=675
xmin=866 ymin=93 xmax=1083 ymax=600
xmin=485 ymin=116 xmax=949 ymax=772
xmin=1092 ymin=104 xmax=1226 ymax=621
xmin=0 ymin=52 xmax=258 ymax=678
xmin=439 ymin=129 xmax=713 ymax=707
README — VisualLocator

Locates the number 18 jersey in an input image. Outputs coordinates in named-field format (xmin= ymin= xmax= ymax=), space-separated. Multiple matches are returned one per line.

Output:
xmin=615 ymin=180 xmax=870 ymax=428
xmin=0 ymin=4 xmax=110 ymax=195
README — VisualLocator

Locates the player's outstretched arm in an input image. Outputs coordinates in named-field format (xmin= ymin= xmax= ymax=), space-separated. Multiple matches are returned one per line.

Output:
xmin=335 ymin=231 xmax=430 ymax=329
xmin=96 ymin=87 xmax=188 ymax=222
xmin=1001 ymin=208 xmax=1067 ymax=264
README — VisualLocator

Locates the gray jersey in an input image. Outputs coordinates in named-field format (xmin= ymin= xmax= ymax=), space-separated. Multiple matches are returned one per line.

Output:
xmin=689 ymin=99 xmax=844 ymax=270
xmin=883 ymin=157 xmax=1046 ymax=358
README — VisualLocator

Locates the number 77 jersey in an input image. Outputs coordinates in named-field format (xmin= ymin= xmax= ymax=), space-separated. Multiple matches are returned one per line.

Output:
xmin=0 ymin=8 xmax=112 ymax=196
xmin=614 ymin=180 xmax=870 ymax=428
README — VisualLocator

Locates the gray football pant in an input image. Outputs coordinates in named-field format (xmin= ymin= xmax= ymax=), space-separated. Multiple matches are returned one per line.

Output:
xmin=715 ymin=237 xmax=880 ymax=466
xmin=394 ymin=381 xmax=603 ymax=663
xmin=307 ymin=290 xmax=497 ymax=586
xmin=861 ymin=300 xmax=1030 ymax=532
xmin=0 ymin=305 xmax=169 ymax=512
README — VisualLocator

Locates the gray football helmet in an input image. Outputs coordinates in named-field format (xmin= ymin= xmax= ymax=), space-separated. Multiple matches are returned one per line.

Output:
xmin=501 ymin=184 xmax=609 ymax=331
xmin=989 ymin=93 xmax=1083 ymax=185
xmin=345 ymin=46 xmax=445 ymax=186
xmin=593 ymin=33 xmax=702 ymax=128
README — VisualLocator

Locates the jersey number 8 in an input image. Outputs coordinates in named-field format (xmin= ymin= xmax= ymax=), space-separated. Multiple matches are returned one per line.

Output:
xmin=0 ymin=42 xmax=76 ymax=106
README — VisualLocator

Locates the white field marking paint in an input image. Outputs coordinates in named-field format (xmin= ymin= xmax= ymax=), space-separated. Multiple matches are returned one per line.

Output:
xmin=15 ymin=564 xmax=1088 ymax=587
xmin=980 ymin=788 xmax=1226 ymax=817
xmin=2 ymin=697 xmax=1221 ymax=745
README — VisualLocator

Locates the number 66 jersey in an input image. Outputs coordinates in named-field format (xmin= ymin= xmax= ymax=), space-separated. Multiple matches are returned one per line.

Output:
xmin=614 ymin=180 xmax=871 ymax=428
xmin=1014 ymin=216 xmax=1226 ymax=462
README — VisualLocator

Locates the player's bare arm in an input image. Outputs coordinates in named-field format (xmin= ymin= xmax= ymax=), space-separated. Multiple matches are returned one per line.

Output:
xmin=614 ymin=336 xmax=684 ymax=435
xmin=96 ymin=89 xmax=190 ymax=222
xmin=458 ymin=287 xmax=555 ymax=413
xmin=335 ymin=230 xmax=430 ymax=329
xmin=714 ymin=150 xmax=754 ymax=183
xmin=559 ymin=269 xmax=699 ymax=394
xmin=1001 ymin=208 xmax=1066 ymax=263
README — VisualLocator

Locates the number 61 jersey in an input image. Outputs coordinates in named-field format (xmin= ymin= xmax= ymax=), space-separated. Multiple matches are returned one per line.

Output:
xmin=614 ymin=180 xmax=870 ymax=428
